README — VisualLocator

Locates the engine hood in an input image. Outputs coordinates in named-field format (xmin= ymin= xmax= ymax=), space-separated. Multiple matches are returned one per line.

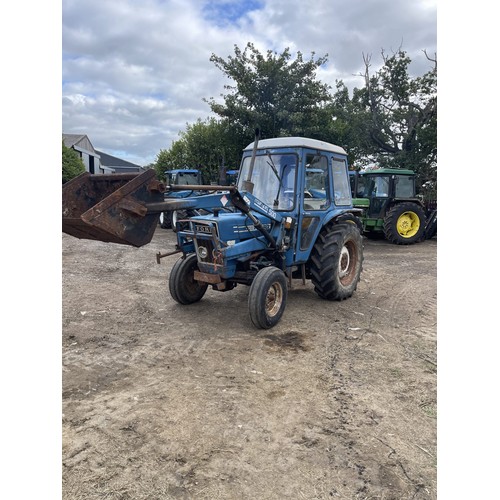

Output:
xmin=190 ymin=210 xmax=273 ymax=242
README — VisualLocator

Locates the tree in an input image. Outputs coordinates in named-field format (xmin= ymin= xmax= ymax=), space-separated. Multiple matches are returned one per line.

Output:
xmin=62 ymin=140 xmax=85 ymax=183
xmin=154 ymin=118 xmax=245 ymax=183
xmin=206 ymin=42 xmax=333 ymax=141
xmin=344 ymin=49 xmax=437 ymax=189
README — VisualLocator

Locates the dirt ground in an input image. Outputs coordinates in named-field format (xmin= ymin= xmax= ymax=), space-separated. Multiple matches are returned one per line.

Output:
xmin=62 ymin=227 xmax=437 ymax=499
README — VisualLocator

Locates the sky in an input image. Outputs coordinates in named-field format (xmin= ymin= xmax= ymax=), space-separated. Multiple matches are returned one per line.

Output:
xmin=62 ymin=0 xmax=437 ymax=167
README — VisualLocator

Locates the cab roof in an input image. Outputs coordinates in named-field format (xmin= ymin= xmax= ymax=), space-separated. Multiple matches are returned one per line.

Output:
xmin=244 ymin=137 xmax=347 ymax=155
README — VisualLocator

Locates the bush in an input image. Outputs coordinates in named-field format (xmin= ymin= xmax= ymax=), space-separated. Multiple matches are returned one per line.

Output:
xmin=62 ymin=141 xmax=85 ymax=183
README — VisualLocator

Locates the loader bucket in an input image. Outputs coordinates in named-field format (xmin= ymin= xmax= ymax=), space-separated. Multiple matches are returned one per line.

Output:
xmin=62 ymin=170 xmax=165 ymax=247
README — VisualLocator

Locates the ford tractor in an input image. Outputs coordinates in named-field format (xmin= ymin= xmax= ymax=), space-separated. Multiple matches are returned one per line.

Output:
xmin=62 ymin=136 xmax=364 ymax=329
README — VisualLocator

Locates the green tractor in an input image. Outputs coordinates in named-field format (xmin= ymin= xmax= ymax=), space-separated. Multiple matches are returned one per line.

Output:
xmin=349 ymin=168 xmax=437 ymax=245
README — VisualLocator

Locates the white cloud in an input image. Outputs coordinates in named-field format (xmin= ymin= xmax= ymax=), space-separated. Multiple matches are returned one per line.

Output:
xmin=62 ymin=0 xmax=436 ymax=165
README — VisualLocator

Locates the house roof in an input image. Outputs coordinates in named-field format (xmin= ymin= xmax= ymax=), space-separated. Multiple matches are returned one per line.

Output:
xmin=96 ymin=150 xmax=142 ymax=169
xmin=62 ymin=134 xmax=99 ymax=157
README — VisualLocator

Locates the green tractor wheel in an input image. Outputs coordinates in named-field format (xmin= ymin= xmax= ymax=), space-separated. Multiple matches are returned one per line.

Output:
xmin=383 ymin=202 xmax=426 ymax=245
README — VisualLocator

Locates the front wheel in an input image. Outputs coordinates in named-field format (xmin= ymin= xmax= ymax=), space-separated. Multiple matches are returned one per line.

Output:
xmin=248 ymin=267 xmax=288 ymax=329
xmin=169 ymin=253 xmax=208 ymax=304
xmin=159 ymin=211 xmax=172 ymax=229
xmin=309 ymin=223 xmax=363 ymax=300
xmin=383 ymin=202 xmax=426 ymax=244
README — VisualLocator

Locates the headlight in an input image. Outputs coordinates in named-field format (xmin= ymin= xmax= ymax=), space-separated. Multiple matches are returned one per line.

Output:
xmin=198 ymin=246 xmax=208 ymax=259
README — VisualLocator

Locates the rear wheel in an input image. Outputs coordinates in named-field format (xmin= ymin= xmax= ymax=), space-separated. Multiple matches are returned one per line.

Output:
xmin=309 ymin=223 xmax=363 ymax=300
xmin=248 ymin=267 xmax=288 ymax=329
xmin=169 ymin=253 xmax=208 ymax=304
xmin=383 ymin=202 xmax=426 ymax=244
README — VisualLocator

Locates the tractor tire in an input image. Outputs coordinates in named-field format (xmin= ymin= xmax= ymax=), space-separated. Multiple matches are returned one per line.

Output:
xmin=424 ymin=211 xmax=437 ymax=239
xmin=172 ymin=209 xmax=189 ymax=233
xmin=383 ymin=202 xmax=426 ymax=245
xmin=248 ymin=267 xmax=288 ymax=329
xmin=309 ymin=223 xmax=363 ymax=301
xmin=159 ymin=211 xmax=172 ymax=229
xmin=169 ymin=253 xmax=208 ymax=304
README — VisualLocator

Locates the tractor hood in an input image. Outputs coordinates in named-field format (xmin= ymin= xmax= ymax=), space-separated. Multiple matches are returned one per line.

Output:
xmin=189 ymin=210 xmax=274 ymax=244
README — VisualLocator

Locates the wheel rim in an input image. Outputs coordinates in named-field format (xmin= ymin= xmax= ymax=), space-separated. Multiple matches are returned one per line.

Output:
xmin=159 ymin=212 xmax=164 ymax=224
xmin=396 ymin=211 xmax=420 ymax=238
xmin=339 ymin=241 xmax=358 ymax=286
xmin=266 ymin=282 xmax=283 ymax=318
xmin=339 ymin=246 xmax=351 ymax=278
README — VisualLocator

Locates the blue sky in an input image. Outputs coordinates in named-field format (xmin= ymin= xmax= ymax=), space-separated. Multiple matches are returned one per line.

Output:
xmin=61 ymin=0 xmax=437 ymax=167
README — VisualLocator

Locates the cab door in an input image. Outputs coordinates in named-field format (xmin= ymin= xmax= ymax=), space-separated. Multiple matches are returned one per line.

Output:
xmin=295 ymin=151 xmax=331 ymax=262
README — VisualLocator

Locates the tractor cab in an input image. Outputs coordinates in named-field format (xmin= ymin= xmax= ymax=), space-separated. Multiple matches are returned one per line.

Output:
xmin=351 ymin=168 xmax=416 ymax=219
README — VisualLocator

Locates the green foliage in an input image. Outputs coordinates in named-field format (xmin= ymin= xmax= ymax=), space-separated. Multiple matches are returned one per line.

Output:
xmin=154 ymin=118 xmax=245 ymax=183
xmin=205 ymin=42 xmax=333 ymax=141
xmin=154 ymin=44 xmax=437 ymax=191
xmin=62 ymin=140 xmax=85 ymax=183
xmin=344 ymin=50 xmax=437 ymax=190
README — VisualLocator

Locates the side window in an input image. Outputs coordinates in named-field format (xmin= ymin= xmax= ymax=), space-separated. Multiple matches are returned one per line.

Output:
xmin=373 ymin=176 xmax=390 ymax=197
xmin=332 ymin=158 xmax=351 ymax=206
xmin=303 ymin=154 xmax=330 ymax=210
xmin=394 ymin=175 xmax=414 ymax=198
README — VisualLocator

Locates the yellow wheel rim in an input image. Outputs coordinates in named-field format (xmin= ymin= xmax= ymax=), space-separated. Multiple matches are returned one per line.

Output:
xmin=396 ymin=211 xmax=420 ymax=238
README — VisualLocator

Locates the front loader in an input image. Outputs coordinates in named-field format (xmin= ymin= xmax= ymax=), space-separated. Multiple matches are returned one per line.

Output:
xmin=62 ymin=136 xmax=364 ymax=329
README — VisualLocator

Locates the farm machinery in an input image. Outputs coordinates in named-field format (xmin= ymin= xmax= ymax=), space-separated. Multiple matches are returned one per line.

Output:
xmin=62 ymin=136 xmax=364 ymax=329
xmin=349 ymin=168 xmax=437 ymax=244
xmin=159 ymin=168 xmax=203 ymax=231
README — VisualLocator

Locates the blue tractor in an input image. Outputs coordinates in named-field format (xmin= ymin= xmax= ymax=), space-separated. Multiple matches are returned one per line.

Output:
xmin=62 ymin=136 xmax=364 ymax=329
xmin=159 ymin=168 xmax=203 ymax=231
xmin=224 ymin=169 xmax=239 ymax=186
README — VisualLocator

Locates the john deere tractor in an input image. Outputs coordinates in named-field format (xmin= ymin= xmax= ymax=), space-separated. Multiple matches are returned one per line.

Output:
xmin=62 ymin=135 xmax=364 ymax=329
xmin=349 ymin=168 xmax=437 ymax=245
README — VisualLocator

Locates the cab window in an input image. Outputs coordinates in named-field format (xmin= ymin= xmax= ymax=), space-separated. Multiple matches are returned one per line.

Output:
xmin=394 ymin=175 xmax=414 ymax=197
xmin=303 ymin=154 xmax=330 ymax=211
xmin=332 ymin=158 xmax=351 ymax=205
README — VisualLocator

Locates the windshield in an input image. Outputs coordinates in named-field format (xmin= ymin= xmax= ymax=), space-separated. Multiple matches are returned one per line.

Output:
xmin=238 ymin=153 xmax=297 ymax=210
xmin=357 ymin=175 xmax=389 ymax=198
